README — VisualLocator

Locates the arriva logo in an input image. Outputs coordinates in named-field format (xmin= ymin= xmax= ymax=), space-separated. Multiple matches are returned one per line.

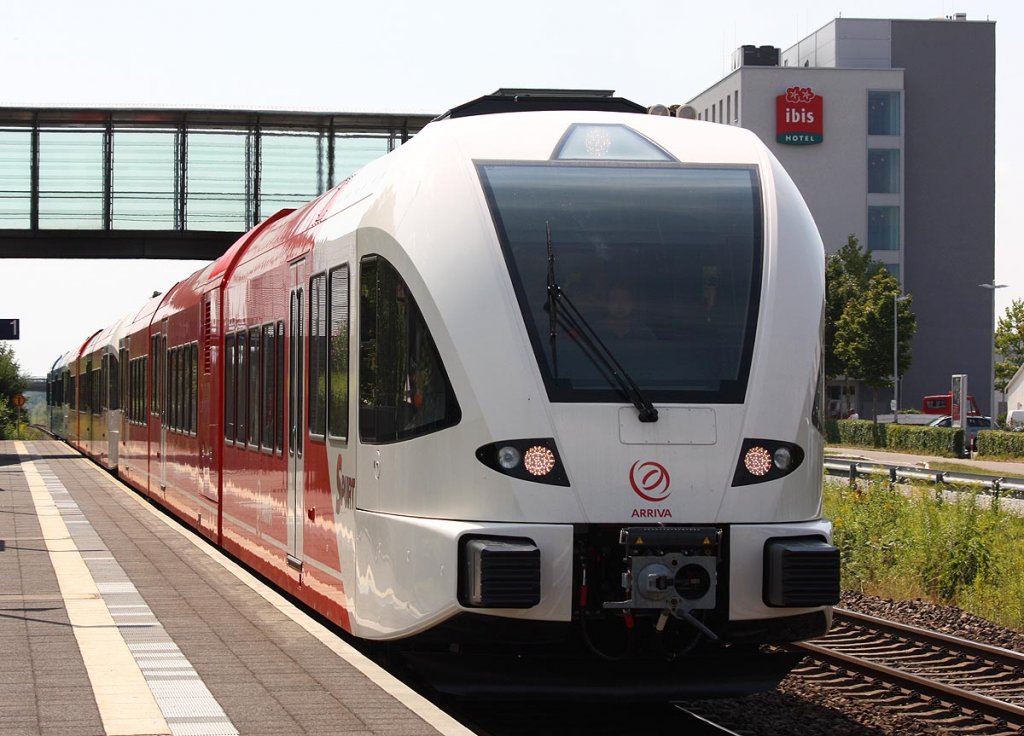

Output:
xmin=629 ymin=460 xmax=671 ymax=502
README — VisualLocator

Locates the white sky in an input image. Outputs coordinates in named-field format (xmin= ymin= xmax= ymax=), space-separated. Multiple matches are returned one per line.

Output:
xmin=1 ymin=0 xmax=1020 ymax=376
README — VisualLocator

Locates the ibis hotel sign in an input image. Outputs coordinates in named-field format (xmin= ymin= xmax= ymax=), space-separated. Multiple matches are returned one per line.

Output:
xmin=776 ymin=86 xmax=823 ymax=145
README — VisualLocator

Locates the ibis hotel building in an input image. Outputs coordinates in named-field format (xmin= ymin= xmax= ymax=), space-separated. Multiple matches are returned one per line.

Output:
xmin=686 ymin=15 xmax=996 ymax=417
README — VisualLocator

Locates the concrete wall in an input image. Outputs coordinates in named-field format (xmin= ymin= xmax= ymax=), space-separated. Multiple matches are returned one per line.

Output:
xmin=890 ymin=19 xmax=996 ymax=414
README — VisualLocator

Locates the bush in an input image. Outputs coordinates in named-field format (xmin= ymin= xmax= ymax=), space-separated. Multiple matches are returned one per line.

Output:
xmin=887 ymin=424 xmax=964 ymax=458
xmin=0 ymin=395 xmax=13 ymax=440
xmin=828 ymin=419 xmax=964 ymax=457
xmin=976 ymin=429 xmax=1024 ymax=458
xmin=825 ymin=480 xmax=1004 ymax=611
xmin=824 ymin=418 xmax=841 ymax=444
xmin=831 ymin=419 xmax=887 ymax=448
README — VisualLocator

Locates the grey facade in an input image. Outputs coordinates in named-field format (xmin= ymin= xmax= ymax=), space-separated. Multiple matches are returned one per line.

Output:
xmin=687 ymin=16 xmax=996 ymax=417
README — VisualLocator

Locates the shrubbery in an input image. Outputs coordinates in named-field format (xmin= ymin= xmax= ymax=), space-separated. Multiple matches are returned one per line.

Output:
xmin=887 ymin=424 xmax=965 ymax=457
xmin=826 ymin=419 xmax=964 ymax=457
xmin=976 ymin=430 xmax=1024 ymax=458
xmin=825 ymin=479 xmax=1024 ymax=629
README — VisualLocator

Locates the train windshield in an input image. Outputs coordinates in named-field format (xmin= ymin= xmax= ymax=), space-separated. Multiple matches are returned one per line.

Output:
xmin=479 ymin=162 xmax=762 ymax=404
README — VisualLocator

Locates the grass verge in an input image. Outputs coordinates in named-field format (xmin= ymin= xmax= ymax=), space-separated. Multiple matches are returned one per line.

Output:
xmin=825 ymin=478 xmax=1024 ymax=632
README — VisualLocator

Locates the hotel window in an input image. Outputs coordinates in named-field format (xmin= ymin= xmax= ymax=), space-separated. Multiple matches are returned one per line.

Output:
xmin=868 ymin=91 xmax=901 ymax=136
xmin=868 ymin=149 xmax=900 ymax=193
xmin=868 ymin=206 xmax=900 ymax=251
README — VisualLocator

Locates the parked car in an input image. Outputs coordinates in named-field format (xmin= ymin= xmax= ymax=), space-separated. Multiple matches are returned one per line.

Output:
xmin=928 ymin=415 xmax=994 ymax=452
xmin=1007 ymin=409 xmax=1024 ymax=431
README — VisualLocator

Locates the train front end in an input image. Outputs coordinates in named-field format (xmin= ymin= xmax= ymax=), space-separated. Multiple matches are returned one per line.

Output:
xmin=352 ymin=110 xmax=837 ymax=697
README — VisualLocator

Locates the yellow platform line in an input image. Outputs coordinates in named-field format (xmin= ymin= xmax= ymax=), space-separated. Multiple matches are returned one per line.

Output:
xmin=75 ymin=444 xmax=477 ymax=736
xmin=16 ymin=441 xmax=170 ymax=736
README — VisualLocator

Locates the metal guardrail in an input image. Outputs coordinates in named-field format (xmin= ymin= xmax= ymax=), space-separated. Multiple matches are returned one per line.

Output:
xmin=824 ymin=459 xmax=1024 ymax=498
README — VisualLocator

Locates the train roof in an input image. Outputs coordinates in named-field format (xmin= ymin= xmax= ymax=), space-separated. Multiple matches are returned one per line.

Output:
xmin=81 ymin=311 xmax=135 ymax=356
xmin=436 ymin=88 xmax=647 ymax=120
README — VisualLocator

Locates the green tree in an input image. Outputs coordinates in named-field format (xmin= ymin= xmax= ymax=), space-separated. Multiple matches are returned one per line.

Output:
xmin=825 ymin=235 xmax=883 ymax=378
xmin=994 ymin=298 xmax=1024 ymax=392
xmin=834 ymin=269 xmax=916 ymax=417
xmin=0 ymin=344 xmax=29 ymax=439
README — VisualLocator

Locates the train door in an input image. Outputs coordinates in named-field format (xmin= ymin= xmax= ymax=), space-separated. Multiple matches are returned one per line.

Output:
xmin=199 ymin=294 xmax=216 ymax=504
xmin=287 ymin=260 xmax=305 ymax=570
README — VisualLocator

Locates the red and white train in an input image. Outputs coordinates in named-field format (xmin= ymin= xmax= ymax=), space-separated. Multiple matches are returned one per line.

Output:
xmin=48 ymin=101 xmax=839 ymax=697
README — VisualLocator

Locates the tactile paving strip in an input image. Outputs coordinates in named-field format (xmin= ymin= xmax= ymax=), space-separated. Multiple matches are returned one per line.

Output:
xmin=29 ymin=456 xmax=238 ymax=736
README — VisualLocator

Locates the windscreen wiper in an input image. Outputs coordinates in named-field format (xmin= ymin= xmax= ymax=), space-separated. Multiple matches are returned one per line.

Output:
xmin=543 ymin=228 xmax=658 ymax=423
xmin=546 ymin=222 xmax=558 ymax=379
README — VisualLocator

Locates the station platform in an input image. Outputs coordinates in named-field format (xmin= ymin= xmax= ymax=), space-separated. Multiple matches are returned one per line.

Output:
xmin=0 ymin=440 xmax=472 ymax=736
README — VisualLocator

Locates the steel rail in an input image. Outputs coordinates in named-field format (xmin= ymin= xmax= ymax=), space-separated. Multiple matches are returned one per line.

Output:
xmin=674 ymin=706 xmax=747 ymax=735
xmin=792 ymin=611 xmax=1024 ymax=724
xmin=834 ymin=608 xmax=1024 ymax=669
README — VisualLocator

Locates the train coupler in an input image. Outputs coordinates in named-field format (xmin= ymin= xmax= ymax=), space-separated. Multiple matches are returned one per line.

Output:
xmin=604 ymin=526 xmax=722 ymax=638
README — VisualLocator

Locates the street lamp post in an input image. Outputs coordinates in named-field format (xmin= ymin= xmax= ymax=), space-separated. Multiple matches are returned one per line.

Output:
xmin=893 ymin=293 xmax=909 ymax=424
xmin=979 ymin=281 xmax=1008 ymax=421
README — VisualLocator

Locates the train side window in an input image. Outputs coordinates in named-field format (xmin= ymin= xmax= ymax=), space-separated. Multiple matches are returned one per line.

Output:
xmin=151 ymin=335 xmax=161 ymax=416
xmin=225 ymin=333 xmax=236 ymax=440
xmin=80 ymin=362 xmax=90 ymax=415
xmin=308 ymin=272 xmax=327 ymax=440
xmin=133 ymin=359 xmax=139 ymax=422
xmin=92 ymin=364 xmax=102 ymax=415
xmin=135 ymin=358 xmax=142 ymax=423
xmin=98 ymin=358 xmax=107 ymax=413
xmin=179 ymin=346 xmax=186 ymax=431
xmin=190 ymin=341 xmax=198 ymax=435
xmin=261 ymin=324 xmax=275 ymax=450
xmin=328 ymin=265 xmax=350 ymax=442
xmin=179 ymin=346 xmax=186 ymax=432
xmin=141 ymin=355 xmax=148 ymax=424
xmin=248 ymin=326 xmax=260 ymax=447
xmin=128 ymin=361 xmax=134 ymax=422
xmin=109 ymin=353 xmax=120 ymax=411
xmin=175 ymin=347 xmax=180 ymax=431
xmin=275 ymin=320 xmax=285 ymax=454
xmin=169 ymin=347 xmax=177 ymax=431
xmin=131 ymin=360 xmax=137 ymax=422
xmin=236 ymin=330 xmax=247 ymax=445
xmin=118 ymin=350 xmax=126 ymax=413
xmin=358 ymin=256 xmax=461 ymax=444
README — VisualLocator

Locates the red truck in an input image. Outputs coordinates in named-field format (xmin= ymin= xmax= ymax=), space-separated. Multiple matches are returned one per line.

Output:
xmin=921 ymin=393 xmax=980 ymax=418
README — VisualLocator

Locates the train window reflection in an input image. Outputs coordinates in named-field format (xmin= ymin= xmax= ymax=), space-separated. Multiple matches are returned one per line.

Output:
xmin=328 ymin=265 xmax=350 ymax=441
xmin=358 ymin=256 xmax=460 ymax=444
xmin=479 ymin=162 xmax=762 ymax=404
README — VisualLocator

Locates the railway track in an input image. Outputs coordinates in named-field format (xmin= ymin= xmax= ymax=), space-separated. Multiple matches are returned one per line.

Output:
xmin=791 ymin=607 xmax=1024 ymax=732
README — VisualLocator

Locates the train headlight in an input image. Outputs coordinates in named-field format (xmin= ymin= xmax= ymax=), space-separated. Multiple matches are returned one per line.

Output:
xmin=732 ymin=439 xmax=804 ymax=486
xmin=497 ymin=446 xmax=521 ymax=470
xmin=523 ymin=446 xmax=556 ymax=476
xmin=475 ymin=438 xmax=570 ymax=486
xmin=773 ymin=447 xmax=793 ymax=471
xmin=743 ymin=446 xmax=773 ymax=476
